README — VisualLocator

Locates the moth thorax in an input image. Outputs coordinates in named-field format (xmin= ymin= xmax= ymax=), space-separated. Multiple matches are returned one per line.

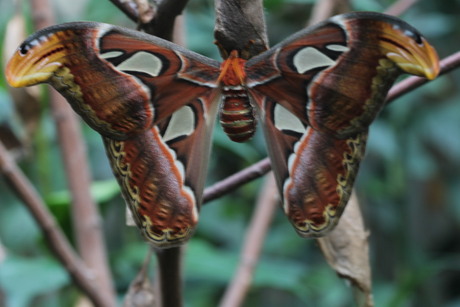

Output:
xmin=219 ymin=86 xmax=256 ymax=143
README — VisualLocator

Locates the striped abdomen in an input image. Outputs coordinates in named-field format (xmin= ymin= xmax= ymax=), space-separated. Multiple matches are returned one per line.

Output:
xmin=219 ymin=85 xmax=256 ymax=142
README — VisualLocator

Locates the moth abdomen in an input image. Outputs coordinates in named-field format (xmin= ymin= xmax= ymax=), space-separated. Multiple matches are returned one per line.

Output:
xmin=219 ymin=87 xmax=256 ymax=142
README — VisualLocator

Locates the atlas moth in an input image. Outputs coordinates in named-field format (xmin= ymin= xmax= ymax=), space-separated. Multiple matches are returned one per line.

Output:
xmin=6 ymin=12 xmax=439 ymax=247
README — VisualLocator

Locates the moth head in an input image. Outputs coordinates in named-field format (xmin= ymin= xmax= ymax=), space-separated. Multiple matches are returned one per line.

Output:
xmin=6 ymin=32 xmax=66 ymax=88
xmin=377 ymin=21 xmax=440 ymax=80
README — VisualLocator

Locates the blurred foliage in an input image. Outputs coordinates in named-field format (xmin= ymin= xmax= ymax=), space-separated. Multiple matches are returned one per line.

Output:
xmin=0 ymin=0 xmax=459 ymax=306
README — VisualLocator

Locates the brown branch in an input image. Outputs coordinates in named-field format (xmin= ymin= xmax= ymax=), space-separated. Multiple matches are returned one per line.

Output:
xmin=123 ymin=248 xmax=155 ymax=307
xmin=386 ymin=51 xmax=460 ymax=104
xmin=0 ymin=141 xmax=110 ymax=307
xmin=384 ymin=0 xmax=418 ymax=16
xmin=134 ymin=0 xmax=155 ymax=24
xmin=219 ymin=174 xmax=278 ymax=307
xmin=30 ymin=0 xmax=116 ymax=305
xmin=149 ymin=0 xmax=190 ymax=39
xmin=203 ymin=158 xmax=271 ymax=204
xmin=154 ymin=247 xmax=183 ymax=307
xmin=214 ymin=0 xmax=268 ymax=58
xmin=213 ymin=3 xmax=272 ymax=306
xmin=108 ymin=0 xmax=140 ymax=22
xmin=108 ymin=0 xmax=190 ymax=40
xmin=308 ymin=0 xmax=350 ymax=26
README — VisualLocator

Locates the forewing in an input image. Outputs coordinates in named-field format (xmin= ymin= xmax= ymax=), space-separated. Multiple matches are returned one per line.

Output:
xmin=6 ymin=22 xmax=221 ymax=140
xmin=6 ymin=22 xmax=222 ymax=247
xmin=246 ymin=12 xmax=439 ymax=237
xmin=246 ymin=12 xmax=438 ymax=138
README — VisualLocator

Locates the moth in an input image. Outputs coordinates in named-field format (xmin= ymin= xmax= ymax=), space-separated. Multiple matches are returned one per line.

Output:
xmin=6 ymin=12 xmax=439 ymax=248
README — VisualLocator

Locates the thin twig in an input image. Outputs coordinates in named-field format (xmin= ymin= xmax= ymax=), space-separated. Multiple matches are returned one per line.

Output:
xmin=203 ymin=158 xmax=271 ymax=204
xmin=108 ymin=0 xmax=140 ymax=22
xmin=385 ymin=0 xmax=418 ymax=16
xmin=308 ymin=0 xmax=350 ymax=26
xmin=219 ymin=174 xmax=278 ymax=307
xmin=108 ymin=0 xmax=190 ymax=40
xmin=123 ymin=248 xmax=155 ymax=307
xmin=134 ymin=0 xmax=155 ymax=24
xmin=386 ymin=51 xmax=460 ymax=104
xmin=213 ymin=3 xmax=272 ymax=306
xmin=30 ymin=0 xmax=116 ymax=304
xmin=214 ymin=0 xmax=268 ymax=58
xmin=149 ymin=0 xmax=189 ymax=39
xmin=0 ymin=142 xmax=110 ymax=307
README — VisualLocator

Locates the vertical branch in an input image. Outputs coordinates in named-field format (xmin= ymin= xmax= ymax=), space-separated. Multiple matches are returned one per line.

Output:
xmin=154 ymin=247 xmax=184 ymax=307
xmin=108 ymin=0 xmax=191 ymax=40
xmin=219 ymin=174 xmax=278 ymax=307
xmin=148 ymin=11 xmax=187 ymax=307
xmin=123 ymin=248 xmax=156 ymax=306
xmin=214 ymin=2 xmax=271 ymax=306
xmin=29 ymin=0 xmax=115 ymax=305
xmin=308 ymin=0 xmax=350 ymax=26
xmin=384 ymin=0 xmax=418 ymax=16
xmin=214 ymin=0 xmax=268 ymax=58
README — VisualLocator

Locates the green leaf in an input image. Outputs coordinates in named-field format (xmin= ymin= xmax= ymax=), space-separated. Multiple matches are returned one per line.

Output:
xmin=0 ymin=256 xmax=69 ymax=307
xmin=45 ymin=179 xmax=120 ymax=207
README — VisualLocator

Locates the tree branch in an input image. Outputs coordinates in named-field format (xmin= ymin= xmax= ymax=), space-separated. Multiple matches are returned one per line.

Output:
xmin=214 ymin=0 xmax=268 ymax=58
xmin=386 ymin=51 xmax=460 ymax=104
xmin=30 ymin=0 xmax=115 ymax=305
xmin=384 ymin=0 xmax=418 ymax=16
xmin=203 ymin=158 xmax=271 ymax=204
xmin=149 ymin=0 xmax=190 ymax=39
xmin=154 ymin=247 xmax=183 ymax=307
xmin=108 ymin=0 xmax=190 ymax=40
xmin=219 ymin=174 xmax=278 ymax=307
xmin=0 ymin=142 xmax=110 ymax=307
xmin=308 ymin=0 xmax=350 ymax=26
xmin=123 ymin=248 xmax=155 ymax=307
xmin=108 ymin=0 xmax=140 ymax=22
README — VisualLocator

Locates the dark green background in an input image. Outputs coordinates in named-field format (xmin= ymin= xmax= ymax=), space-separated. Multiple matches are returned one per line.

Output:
xmin=0 ymin=0 xmax=459 ymax=306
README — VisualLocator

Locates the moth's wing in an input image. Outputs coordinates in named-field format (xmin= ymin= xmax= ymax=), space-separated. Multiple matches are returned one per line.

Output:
xmin=104 ymin=91 xmax=220 ymax=247
xmin=246 ymin=12 xmax=439 ymax=237
xmin=247 ymin=12 xmax=438 ymax=138
xmin=6 ymin=22 xmax=222 ymax=247
xmin=6 ymin=22 xmax=221 ymax=140
xmin=249 ymin=93 xmax=368 ymax=237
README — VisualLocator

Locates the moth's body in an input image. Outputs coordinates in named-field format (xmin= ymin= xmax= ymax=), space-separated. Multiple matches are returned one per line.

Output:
xmin=6 ymin=12 xmax=439 ymax=247
xmin=218 ymin=51 xmax=256 ymax=142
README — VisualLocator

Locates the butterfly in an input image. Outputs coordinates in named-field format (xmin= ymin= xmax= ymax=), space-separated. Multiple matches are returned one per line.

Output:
xmin=6 ymin=11 xmax=439 ymax=248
